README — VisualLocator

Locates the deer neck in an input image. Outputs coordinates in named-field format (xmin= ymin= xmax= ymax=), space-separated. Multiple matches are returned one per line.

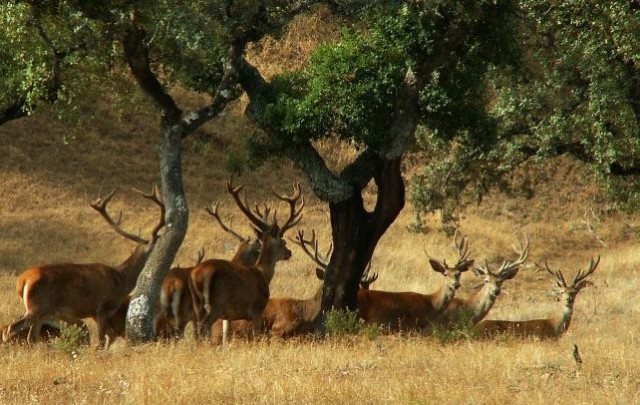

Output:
xmin=254 ymin=246 xmax=277 ymax=285
xmin=552 ymin=297 xmax=575 ymax=336
xmin=430 ymin=283 xmax=456 ymax=312
xmin=301 ymin=286 xmax=324 ymax=323
xmin=466 ymin=285 xmax=499 ymax=324
xmin=114 ymin=243 xmax=151 ymax=290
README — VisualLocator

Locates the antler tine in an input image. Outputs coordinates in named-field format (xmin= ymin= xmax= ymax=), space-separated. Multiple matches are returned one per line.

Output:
xmin=226 ymin=177 xmax=271 ymax=233
xmin=498 ymin=233 xmax=530 ymax=275
xmin=452 ymin=231 xmax=471 ymax=267
xmin=474 ymin=258 xmax=492 ymax=275
xmin=360 ymin=261 xmax=378 ymax=287
xmin=205 ymin=201 xmax=248 ymax=243
xmin=90 ymin=189 xmax=149 ymax=244
xmin=544 ymin=259 xmax=567 ymax=287
xmin=195 ymin=248 xmax=206 ymax=266
xmin=291 ymin=229 xmax=328 ymax=268
xmin=273 ymin=183 xmax=304 ymax=235
xmin=132 ymin=185 xmax=166 ymax=243
xmin=574 ymin=255 xmax=600 ymax=286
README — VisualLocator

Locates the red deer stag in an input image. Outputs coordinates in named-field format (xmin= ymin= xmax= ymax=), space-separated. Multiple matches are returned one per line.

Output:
xmin=438 ymin=235 xmax=529 ymax=327
xmin=211 ymin=228 xmax=377 ymax=342
xmin=155 ymin=196 xmax=266 ymax=340
xmin=357 ymin=232 xmax=474 ymax=331
xmin=473 ymin=256 xmax=599 ymax=339
xmin=191 ymin=178 xmax=303 ymax=341
xmin=5 ymin=187 xmax=165 ymax=346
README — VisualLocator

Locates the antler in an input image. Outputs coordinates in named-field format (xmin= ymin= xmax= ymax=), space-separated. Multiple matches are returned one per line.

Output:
xmin=206 ymin=201 xmax=248 ymax=243
xmin=359 ymin=261 xmax=378 ymax=289
xmin=195 ymin=248 xmax=206 ymax=266
xmin=273 ymin=183 xmax=304 ymax=236
xmin=91 ymin=190 xmax=149 ymax=244
xmin=543 ymin=259 xmax=568 ymax=288
xmin=132 ymin=185 xmax=166 ymax=243
xmin=226 ymin=177 xmax=273 ymax=234
xmin=573 ymin=255 xmax=600 ymax=287
xmin=453 ymin=230 xmax=473 ymax=269
xmin=291 ymin=229 xmax=332 ymax=268
xmin=496 ymin=234 xmax=529 ymax=276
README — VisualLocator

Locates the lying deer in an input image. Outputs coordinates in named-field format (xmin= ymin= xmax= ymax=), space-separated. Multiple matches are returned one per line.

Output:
xmin=473 ymin=256 xmax=600 ymax=339
xmin=357 ymin=232 xmax=474 ymax=331
xmin=211 ymin=229 xmax=378 ymax=342
xmin=438 ymin=235 xmax=529 ymax=327
xmin=5 ymin=187 xmax=165 ymax=346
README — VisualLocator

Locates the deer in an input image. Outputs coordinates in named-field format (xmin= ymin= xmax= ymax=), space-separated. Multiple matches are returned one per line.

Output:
xmin=437 ymin=235 xmax=529 ymax=327
xmin=154 ymin=195 xmax=266 ymax=340
xmin=357 ymin=232 xmax=474 ymax=332
xmin=210 ymin=228 xmax=378 ymax=342
xmin=190 ymin=178 xmax=303 ymax=341
xmin=5 ymin=186 xmax=165 ymax=346
xmin=2 ymin=320 xmax=90 ymax=346
xmin=473 ymin=256 xmax=600 ymax=339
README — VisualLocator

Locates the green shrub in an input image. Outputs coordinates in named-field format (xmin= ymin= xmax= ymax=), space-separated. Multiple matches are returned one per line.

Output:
xmin=324 ymin=309 xmax=382 ymax=340
xmin=51 ymin=323 xmax=89 ymax=356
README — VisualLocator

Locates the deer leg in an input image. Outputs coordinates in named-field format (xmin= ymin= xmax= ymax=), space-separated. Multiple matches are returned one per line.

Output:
xmin=251 ymin=314 xmax=263 ymax=342
xmin=27 ymin=317 xmax=42 ymax=346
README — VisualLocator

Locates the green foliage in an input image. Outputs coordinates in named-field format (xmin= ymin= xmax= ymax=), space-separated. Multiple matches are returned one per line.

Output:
xmin=324 ymin=309 xmax=382 ymax=339
xmin=429 ymin=309 xmax=477 ymax=344
xmin=410 ymin=0 xmax=640 ymax=224
xmin=261 ymin=27 xmax=407 ymax=150
xmin=51 ymin=323 xmax=89 ymax=357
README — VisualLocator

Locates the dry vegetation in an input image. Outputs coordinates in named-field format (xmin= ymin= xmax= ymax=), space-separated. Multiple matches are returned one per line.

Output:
xmin=1 ymin=9 xmax=639 ymax=404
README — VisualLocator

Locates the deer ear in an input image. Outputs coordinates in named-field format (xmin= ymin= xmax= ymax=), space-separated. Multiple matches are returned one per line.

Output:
xmin=429 ymin=259 xmax=446 ymax=274
xmin=503 ymin=267 xmax=520 ymax=280
xmin=459 ymin=260 xmax=474 ymax=272
xmin=315 ymin=268 xmax=325 ymax=280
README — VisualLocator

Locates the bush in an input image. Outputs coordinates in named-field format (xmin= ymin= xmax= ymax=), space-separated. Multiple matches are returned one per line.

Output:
xmin=51 ymin=323 xmax=89 ymax=356
xmin=324 ymin=309 xmax=382 ymax=340
xmin=430 ymin=309 xmax=477 ymax=344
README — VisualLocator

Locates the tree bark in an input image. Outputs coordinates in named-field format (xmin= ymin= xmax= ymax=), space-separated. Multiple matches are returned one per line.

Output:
xmin=126 ymin=125 xmax=189 ymax=342
xmin=317 ymin=157 xmax=405 ymax=328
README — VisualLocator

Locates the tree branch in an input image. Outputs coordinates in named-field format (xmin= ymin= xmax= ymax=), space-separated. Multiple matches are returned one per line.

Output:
xmin=122 ymin=22 xmax=182 ymax=125
xmin=180 ymin=44 xmax=244 ymax=136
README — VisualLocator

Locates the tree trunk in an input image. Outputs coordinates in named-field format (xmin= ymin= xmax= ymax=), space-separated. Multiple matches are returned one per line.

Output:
xmin=317 ymin=158 xmax=405 ymax=327
xmin=126 ymin=125 xmax=189 ymax=342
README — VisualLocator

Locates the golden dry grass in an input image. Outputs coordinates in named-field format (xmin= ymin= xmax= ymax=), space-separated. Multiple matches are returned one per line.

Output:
xmin=1 ymin=9 xmax=640 ymax=404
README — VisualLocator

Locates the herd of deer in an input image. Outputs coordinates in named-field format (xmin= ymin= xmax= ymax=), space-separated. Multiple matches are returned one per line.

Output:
xmin=0 ymin=179 xmax=600 ymax=347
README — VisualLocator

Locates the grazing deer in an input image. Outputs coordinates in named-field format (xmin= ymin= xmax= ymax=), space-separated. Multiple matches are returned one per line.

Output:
xmin=473 ymin=256 xmax=600 ymax=339
xmin=357 ymin=232 xmax=474 ymax=331
xmin=191 ymin=178 xmax=303 ymax=341
xmin=439 ymin=235 xmax=529 ymax=327
xmin=6 ymin=187 xmax=165 ymax=346
xmin=211 ymin=229 xmax=377 ymax=342
xmin=2 ymin=320 xmax=90 ymax=346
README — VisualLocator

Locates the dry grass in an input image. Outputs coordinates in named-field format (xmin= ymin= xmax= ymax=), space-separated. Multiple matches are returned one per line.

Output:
xmin=1 ymin=9 xmax=639 ymax=404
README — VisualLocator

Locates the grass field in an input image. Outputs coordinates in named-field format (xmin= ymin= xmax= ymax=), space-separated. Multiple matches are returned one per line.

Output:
xmin=1 ymin=9 xmax=639 ymax=404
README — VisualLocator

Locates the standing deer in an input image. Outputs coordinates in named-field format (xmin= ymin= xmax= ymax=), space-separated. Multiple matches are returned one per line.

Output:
xmin=155 ymin=197 xmax=265 ymax=340
xmin=5 ymin=187 xmax=165 ymax=346
xmin=357 ymin=232 xmax=474 ymax=331
xmin=438 ymin=235 xmax=529 ymax=327
xmin=155 ymin=249 xmax=206 ymax=339
xmin=191 ymin=178 xmax=303 ymax=341
xmin=210 ymin=228 xmax=377 ymax=342
xmin=473 ymin=256 xmax=600 ymax=339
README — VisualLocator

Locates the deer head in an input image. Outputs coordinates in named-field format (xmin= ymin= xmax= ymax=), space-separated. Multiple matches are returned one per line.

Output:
xmin=473 ymin=234 xmax=529 ymax=298
xmin=428 ymin=231 xmax=474 ymax=291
